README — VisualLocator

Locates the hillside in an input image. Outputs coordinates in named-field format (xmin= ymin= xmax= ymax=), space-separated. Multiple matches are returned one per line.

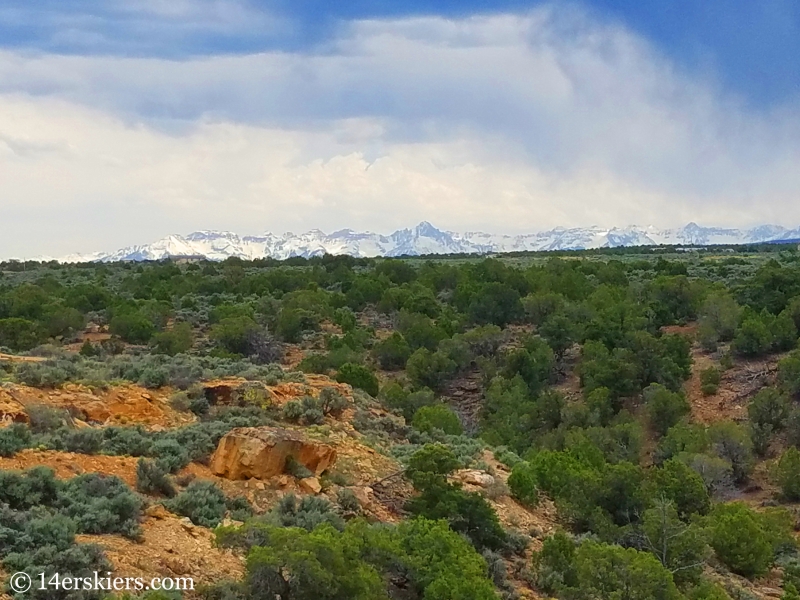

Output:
xmin=2 ymin=248 xmax=800 ymax=599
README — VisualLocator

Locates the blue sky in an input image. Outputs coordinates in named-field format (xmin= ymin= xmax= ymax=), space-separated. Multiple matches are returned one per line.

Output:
xmin=0 ymin=0 xmax=799 ymax=257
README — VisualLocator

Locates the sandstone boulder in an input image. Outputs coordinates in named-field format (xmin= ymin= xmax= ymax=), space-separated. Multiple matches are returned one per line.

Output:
xmin=211 ymin=427 xmax=337 ymax=480
xmin=72 ymin=401 xmax=111 ymax=423
xmin=298 ymin=477 xmax=322 ymax=494
xmin=457 ymin=469 xmax=496 ymax=488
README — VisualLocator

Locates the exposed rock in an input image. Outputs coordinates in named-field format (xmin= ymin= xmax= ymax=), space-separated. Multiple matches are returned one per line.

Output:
xmin=457 ymin=469 xmax=496 ymax=487
xmin=70 ymin=401 xmax=110 ymax=423
xmin=145 ymin=504 xmax=172 ymax=520
xmin=352 ymin=486 xmax=375 ymax=509
xmin=0 ymin=396 xmax=28 ymax=424
xmin=77 ymin=512 xmax=245 ymax=587
xmin=203 ymin=379 xmax=273 ymax=407
xmin=298 ymin=477 xmax=322 ymax=494
xmin=211 ymin=427 xmax=337 ymax=480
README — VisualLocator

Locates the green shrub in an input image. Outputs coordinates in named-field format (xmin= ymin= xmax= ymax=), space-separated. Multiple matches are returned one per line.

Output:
xmin=26 ymin=403 xmax=70 ymax=433
xmin=169 ymin=390 xmax=192 ymax=412
xmin=15 ymin=360 xmax=73 ymax=387
xmin=297 ymin=352 xmax=331 ymax=374
xmin=284 ymin=455 xmax=314 ymax=479
xmin=733 ymin=315 xmax=774 ymax=357
xmin=372 ymin=332 xmax=412 ymax=370
xmin=573 ymin=540 xmax=682 ymax=600
xmin=60 ymin=428 xmax=103 ymax=454
xmin=748 ymin=388 xmax=789 ymax=431
xmin=405 ymin=444 xmax=506 ymax=551
xmin=0 ymin=423 xmax=32 ymax=457
xmin=507 ymin=462 xmax=539 ymax=508
xmin=136 ymin=458 xmax=176 ymax=497
xmin=151 ymin=437 xmax=190 ymax=473
xmin=336 ymin=363 xmax=379 ymax=397
xmin=708 ymin=503 xmax=779 ymax=578
xmin=412 ymin=404 xmax=463 ymax=436
xmin=709 ymin=421 xmax=753 ymax=484
xmin=265 ymin=493 xmax=345 ymax=532
xmin=644 ymin=383 xmax=690 ymax=437
xmin=209 ymin=316 xmax=260 ymax=355
xmin=276 ymin=308 xmax=319 ymax=342
xmin=319 ymin=387 xmax=349 ymax=416
xmin=101 ymin=426 xmax=153 ymax=457
xmin=151 ymin=322 xmax=193 ymax=356
xmin=773 ymin=447 xmax=800 ymax=501
xmin=650 ymin=458 xmax=710 ymax=517
xmin=282 ymin=396 xmax=324 ymax=425
xmin=189 ymin=395 xmax=211 ymax=416
xmin=406 ymin=348 xmax=457 ymax=391
xmin=0 ymin=317 xmax=44 ymax=350
xmin=59 ymin=473 xmax=143 ymax=538
xmin=336 ymin=488 xmax=361 ymax=515
xmin=779 ymin=351 xmax=800 ymax=398
xmin=641 ymin=500 xmax=708 ymax=586
xmin=109 ymin=311 xmax=155 ymax=344
xmin=699 ymin=366 xmax=721 ymax=396
xmin=166 ymin=480 xmax=228 ymax=527
xmin=534 ymin=533 xmax=681 ymax=599
xmin=532 ymin=532 xmax=577 ymax=594
xmin=0 ymin=466 xmax=60 ymax=510
xmin=381 ymin=384 xmax=437 ymax=422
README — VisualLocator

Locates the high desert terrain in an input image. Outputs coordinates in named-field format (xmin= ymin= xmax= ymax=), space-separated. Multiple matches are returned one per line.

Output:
xmin=2 ymin=247 xmax=800 ymax=599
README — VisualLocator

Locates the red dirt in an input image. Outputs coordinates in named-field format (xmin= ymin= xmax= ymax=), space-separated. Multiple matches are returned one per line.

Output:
xmin=0 ymin=449 xmax=140 ymax=487
xmin=0 ymin=383 xmax=196 ymax=429
xmin=77 ymin=505 xmax=245 ymax=594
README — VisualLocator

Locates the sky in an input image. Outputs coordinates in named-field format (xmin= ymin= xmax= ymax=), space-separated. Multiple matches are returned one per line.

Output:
xmin=1 ymin=0 xmax=799 ymax=257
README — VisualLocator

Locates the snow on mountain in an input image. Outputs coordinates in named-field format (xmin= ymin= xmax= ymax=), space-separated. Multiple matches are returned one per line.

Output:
xmin=42 ymin=222 xmax=800 ymax=263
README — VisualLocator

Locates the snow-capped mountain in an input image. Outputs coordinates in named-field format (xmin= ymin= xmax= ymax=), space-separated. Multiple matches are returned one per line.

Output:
xmin=38 ymin=222 xmax=800 ymax=263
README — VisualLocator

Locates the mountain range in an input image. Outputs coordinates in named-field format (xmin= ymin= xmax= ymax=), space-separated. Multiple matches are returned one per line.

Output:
xmin=43 ymin=222 xmax=800 ymax=263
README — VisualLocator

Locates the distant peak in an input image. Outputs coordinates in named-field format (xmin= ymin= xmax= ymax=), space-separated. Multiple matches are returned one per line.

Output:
xmin=414 ymin=221 xmax=443 ymax=236
xmin=33 ymin=221 xmax=800 ymax=263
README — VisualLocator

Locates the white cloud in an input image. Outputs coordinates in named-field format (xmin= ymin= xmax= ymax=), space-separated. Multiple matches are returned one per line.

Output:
xmin=0 ymin=7 xmax=799 ymax=257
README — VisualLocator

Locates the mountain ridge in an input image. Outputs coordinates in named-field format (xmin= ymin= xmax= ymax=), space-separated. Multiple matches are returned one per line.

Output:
xmin=30 ymin=221 xmax=800 ymax=263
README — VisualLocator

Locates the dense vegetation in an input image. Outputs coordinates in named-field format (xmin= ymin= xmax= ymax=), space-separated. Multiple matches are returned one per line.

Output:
xmin=2 ymin=246 xmax=800 ymax=598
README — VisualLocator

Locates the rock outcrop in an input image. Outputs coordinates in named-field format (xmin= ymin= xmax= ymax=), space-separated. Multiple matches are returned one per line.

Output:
xmin=210 ymin=427 xmax=337 ymax=480
xmin=0 ymin=395 xmax=28 ymax=424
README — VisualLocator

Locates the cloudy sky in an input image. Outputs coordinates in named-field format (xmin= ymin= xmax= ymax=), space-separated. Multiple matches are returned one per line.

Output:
xmin=1 ymin=0 xmax=799 ymax=257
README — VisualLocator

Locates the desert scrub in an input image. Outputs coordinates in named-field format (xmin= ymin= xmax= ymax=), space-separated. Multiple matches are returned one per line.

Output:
xmin=136 ymin=458 xmax=176 ymax=498
xmin=0 ymin=423 xmax=32 ymax=457
xmin=282 ymin=395 xmax=325 ymax=425
xmin=263 ymin=493 xmax=344 ymax=532
xmin=166 ymin=480 xmax=252 ymax=527
xmin=508 ymin=462 xmax=539 ymax=508
xmin=336 ymin=488 xmax=362 ymax=515
xmin=12 ymin=353 xmax=291 ymax=390
xmin=700 ymin=366 xmax=721 ymax=396
xmin=391 ymin=430 xmax=484 ymax=468
xmin=284 ymin=455 xmax=313 ymax=479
